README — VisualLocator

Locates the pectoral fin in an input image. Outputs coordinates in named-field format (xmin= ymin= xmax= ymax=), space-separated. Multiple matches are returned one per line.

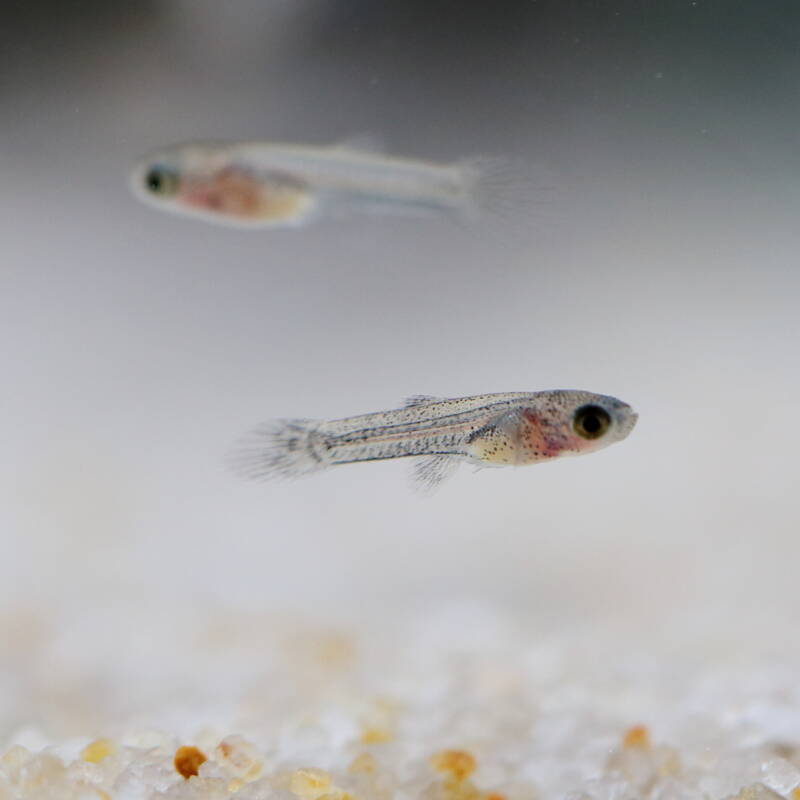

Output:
xmin=465 ymin=410 xmax=522 ymax=466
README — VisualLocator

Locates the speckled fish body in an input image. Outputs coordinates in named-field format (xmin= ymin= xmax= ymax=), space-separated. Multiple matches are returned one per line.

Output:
xmin=130 ymin=139 xmax=530 ymax=229
xmin=233 ymin=390 xmax=638 ymax=489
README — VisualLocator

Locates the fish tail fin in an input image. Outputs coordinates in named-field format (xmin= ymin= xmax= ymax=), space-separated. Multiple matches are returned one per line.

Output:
xmin=454 ymin=156 xmax=556 ymax=240
xmin=228 ymin=418 xmax=330 ymax=482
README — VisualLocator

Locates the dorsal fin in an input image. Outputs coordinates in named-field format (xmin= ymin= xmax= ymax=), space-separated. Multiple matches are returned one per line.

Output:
xmin=332 ymin=133 xmax=385 ymax=154
xmin=403 ymin=395 xmax=442 ymax=408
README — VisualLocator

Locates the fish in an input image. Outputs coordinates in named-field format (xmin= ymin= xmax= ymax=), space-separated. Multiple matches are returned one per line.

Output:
xmin=231 ymin=390 xmax=638 ymax=490
xmin=129 ymin=137 xmax=540 ymax=230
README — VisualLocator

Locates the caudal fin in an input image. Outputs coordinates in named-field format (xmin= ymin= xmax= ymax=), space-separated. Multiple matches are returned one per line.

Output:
xmin=455 ymin=156 xmax=556 ymax=240
xmin=228 ymin=418 xmax=329 ymax=482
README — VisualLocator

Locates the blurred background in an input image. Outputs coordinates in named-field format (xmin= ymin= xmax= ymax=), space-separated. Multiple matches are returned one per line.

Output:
xmin=1 ymin=0 xmax=799 ymax=738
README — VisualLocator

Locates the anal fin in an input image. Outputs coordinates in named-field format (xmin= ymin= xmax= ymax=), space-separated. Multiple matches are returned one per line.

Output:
xmin=411 ymin=454 xmax=459 ymax=493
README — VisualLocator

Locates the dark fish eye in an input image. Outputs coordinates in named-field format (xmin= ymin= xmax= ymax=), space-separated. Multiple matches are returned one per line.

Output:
xmin=573 ymin=404 xmax=611 ymax=440
xmin=145 ymin=166 xmax=180 ymax=196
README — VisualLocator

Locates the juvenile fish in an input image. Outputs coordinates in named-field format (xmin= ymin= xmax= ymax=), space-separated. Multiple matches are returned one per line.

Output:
xmin=232 ymin=390 xmax=637 ymax=489
xmin=129 ymin=138 xmax=535 ymax=229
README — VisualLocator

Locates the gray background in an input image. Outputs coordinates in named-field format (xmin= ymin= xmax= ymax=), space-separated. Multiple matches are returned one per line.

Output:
xmin=1 ymin=2 xmax=798 ymax=659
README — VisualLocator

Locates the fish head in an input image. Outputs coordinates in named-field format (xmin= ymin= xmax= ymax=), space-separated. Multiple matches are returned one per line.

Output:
xmin=519 ymin=390 xmax=638 ymax=461
xmin=129 ymin=142 xmax=314 ymax=228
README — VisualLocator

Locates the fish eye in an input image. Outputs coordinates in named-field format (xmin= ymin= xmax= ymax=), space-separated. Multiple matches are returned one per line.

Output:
xmin=573 ymin=404 xmax=611 ymax=440
xmin=144 ymin=165 xmax=180 ymax=196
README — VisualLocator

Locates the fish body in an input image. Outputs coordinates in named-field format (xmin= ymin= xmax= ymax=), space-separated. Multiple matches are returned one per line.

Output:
xmin=129 ymin=139 xmax=532 ymax=229
xmin=233 ymin=390 xmax=637 ymax=489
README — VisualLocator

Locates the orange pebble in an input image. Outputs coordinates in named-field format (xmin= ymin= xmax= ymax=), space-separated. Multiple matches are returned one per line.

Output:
xmin=174 ymin=745 xmax=207 ymax=779
xmin=80 ymin=739 xmax=116 ymax=764
xmin=289 ymin=768 xmax=332 ymax=798
xmin=360 ymin=727 xmax=392 ymax=744
xmin=348 ymin=753 xmax=377 ymax=775
xmin=790 ymin=788 xmax=800 ymax=800
xmin=622 ymin=725 xmax=651 ymax=749
xmin=431 ymin=750 xmax=477 ymax=781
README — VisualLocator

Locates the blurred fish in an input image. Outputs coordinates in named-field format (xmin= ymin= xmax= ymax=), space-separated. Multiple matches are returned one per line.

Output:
xmin=232 ymin=390 xmax=637 ymax=490
xmin=129 ymin=137 xmax=541 ymax=229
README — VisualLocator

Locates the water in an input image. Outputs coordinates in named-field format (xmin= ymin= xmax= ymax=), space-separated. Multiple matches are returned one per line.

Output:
xmin=1 ymin=4 xmax=799 ymax=795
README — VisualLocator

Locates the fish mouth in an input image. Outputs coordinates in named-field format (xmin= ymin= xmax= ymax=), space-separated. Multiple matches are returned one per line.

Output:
xmin=128 ymin=160 xmax=172 ymax=206
xmin=128 ymin=162 xmax=150 ymax=201
xmin=618 ymin=407 xmax=638 ymax=437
